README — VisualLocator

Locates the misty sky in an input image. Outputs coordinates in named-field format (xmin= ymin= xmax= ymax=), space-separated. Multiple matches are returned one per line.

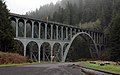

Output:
xmin=4 ymin=0 xmax=61 ymax=15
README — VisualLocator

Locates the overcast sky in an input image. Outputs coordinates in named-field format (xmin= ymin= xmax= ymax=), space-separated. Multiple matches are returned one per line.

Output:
xmin=4 ymin=0 xmax=61 ymax=15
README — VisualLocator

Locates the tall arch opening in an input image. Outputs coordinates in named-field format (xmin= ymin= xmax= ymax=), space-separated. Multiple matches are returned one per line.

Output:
xmin=10 ymin=17 xmax=16 ymax=37
xmin=63 ymin=32 xmax=98 ymax=62
xmin=34 ymin=22 xmax=39 ymax=38
xmin=26 ymin=20 xmax=32 ymax=37
xmin=40 ymin=42 xmax=51 ymax=61
xmin=53 ymin=43 xmax=62 ymax=62
xmin=18 ymin=19 xmax=24 ymax=37
xmin=26 ymin=41 xmax=39 ymax=61
xmin=14 ymin=40 xmax=24 ymax=55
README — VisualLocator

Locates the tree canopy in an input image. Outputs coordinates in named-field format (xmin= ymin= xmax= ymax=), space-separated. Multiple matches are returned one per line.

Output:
xmin=0 ymin=0 xmax=15 ymax=52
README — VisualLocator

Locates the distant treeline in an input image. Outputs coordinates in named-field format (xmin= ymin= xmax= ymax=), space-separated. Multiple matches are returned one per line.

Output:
xmin=26 ymin=0 xmax=120 ymax=30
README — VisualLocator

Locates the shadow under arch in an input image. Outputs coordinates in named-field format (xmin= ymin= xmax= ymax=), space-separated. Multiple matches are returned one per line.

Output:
xmin=14 ymin=39 xmax=24 ymax=55
xmin=26 ymin=41 xmax=39 ymax=61
xmin=40 ymin=42 xmax=51 ymax=61
xmin=53 ymin=43 xmax=62 ymax=62
xmin=62 ymin=32 xmax=99 ymax=62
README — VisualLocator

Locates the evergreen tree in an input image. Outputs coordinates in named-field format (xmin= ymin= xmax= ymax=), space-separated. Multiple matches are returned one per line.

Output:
xmin=108 ymin=14 xmax=120 ymax=61
xmin=0 ymin=0 xmax=15 ymax=52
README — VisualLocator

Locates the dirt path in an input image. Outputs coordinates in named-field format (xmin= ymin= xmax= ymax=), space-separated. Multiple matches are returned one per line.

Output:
xmin=0 ymin=62 xmax=86 ymax=75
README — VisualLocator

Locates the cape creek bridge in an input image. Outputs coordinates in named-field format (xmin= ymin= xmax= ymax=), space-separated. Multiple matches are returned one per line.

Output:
xmin=9 ymin=13 xmax=106 ymax=62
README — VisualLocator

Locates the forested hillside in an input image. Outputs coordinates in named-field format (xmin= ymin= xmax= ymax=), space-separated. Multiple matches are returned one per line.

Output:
xmin=26 ymin=0 xmax=120 ymax=31
xmin=26 ymin=0 xmax=120 ymax=61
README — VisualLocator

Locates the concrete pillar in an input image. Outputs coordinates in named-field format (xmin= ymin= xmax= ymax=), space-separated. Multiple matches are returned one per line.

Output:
xmin=70 ymin=28 xmax=72 ymax=39
xmin=39 ymin=22 xmax=41 ymax=39
xmin=32 ymin=21 xmax=34 ymax=38
xmin=51 ymin=25 xmax=53 ymax=40
xmin=16 ymin=18 xmax=18 ymax=37
xmin=56 ymin=25 xmax=58 ymax=40
xmin=51 ymin=45 xmax=53 ymax=63
xmin=66 ymin=27 xmax=68 ymax=40
xmin=24 ymin=20 xmax=27 ymax=38
xmin=38 ymin=45 xmax=41 ymax=63
xmin=45 ymin=23 xmax=47 ymax=39
xmin=74 ymin=29 xmax=76 ymax=35
xmin=61 ymin=45 xmax=64 ymax=62
xmin=61 ymin=26 xmax=63 ymax=40
xmin=24 ymin=45 xmax=26 ymax=57
xmin=78 ymin=29 xmax=80 ymax=33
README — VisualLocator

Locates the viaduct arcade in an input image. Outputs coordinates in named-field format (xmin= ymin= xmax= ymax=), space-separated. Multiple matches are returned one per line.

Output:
xmin=9 ymin=13 xmax=106 ymax=62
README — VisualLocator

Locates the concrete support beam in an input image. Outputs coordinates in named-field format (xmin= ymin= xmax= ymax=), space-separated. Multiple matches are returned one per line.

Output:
xmin=32 ymin=21 xmax=34 ymax=38
xmin=56 ymin=25 xmax=58 ymax=40
xmin=39 ymin=22 xmax=41 ymax=39
xmin=66 ymin=27 xmax=68 ymax=40
xmin=24 ymin=45 xmax=26 ymax=57
xmin=51 ymin=25 xmax=53 ymax=40
xmin=61 ymin=26 xmax=63 ymax=40
xmin=24 ymin=20 xmax=27 ymax=38
xmin=45 ymin=23 xmax=47 ymax=39
xmin=51 ymin=45 xmax=53 ymax=63
xmin=38 ymin=45 xmax=41 ymax=63
xmin=16 ymin=18 xmax=18 ymax=37
xmin=70 ymin=28 xmax=72 ymax=39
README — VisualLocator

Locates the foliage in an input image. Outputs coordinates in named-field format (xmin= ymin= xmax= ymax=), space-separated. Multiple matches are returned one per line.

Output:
xmin=0 ymin=0 xmax=15 ymax=52
xmin=79 ymin=19 xmax=102 ymax=31
xmin=108 ymin=14 xmax=120 ymax=61
xmin=0 ymin=52 xmax=27 ymax=64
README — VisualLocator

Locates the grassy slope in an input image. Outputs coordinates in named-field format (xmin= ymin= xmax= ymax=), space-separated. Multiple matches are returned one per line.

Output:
xmin=84 ymin=62 xmax=120 ymax=74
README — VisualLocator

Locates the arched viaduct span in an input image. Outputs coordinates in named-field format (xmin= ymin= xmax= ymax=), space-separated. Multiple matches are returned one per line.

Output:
xmin=9 ymin=13 xmax=106 ymax=62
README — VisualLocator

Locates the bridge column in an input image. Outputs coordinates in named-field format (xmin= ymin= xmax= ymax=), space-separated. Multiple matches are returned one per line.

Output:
xmin=51 ymin=44 xmax=53 ymax=63
xmin=70 ymin=28 xmax=72 ymax=39
xmin=45 ymin=23 xmax=47 ymax=39
xmin=39 ymin=22 xmax=41 ymax=39
xmin=16 ymin=18 xmax=18 ymax=37
xmin=66 ymin=27 xmax=68 ymax=40
xmin=61 ymin=26 xmax=63 ymax=40
xmin=24 ymin=20 xmax=27 ymax=38
xmin=32 ymin=21 xmax=34 ymax=38
xmin=51 ymin=25 xmax=53 ymax=40
xmin=74 ymin=29 xmax=76 ymax=35
xmin=56 ymin=25 xmax=58 ymax=40
xmin=24 ymin=45 xmax=26 ymax=57
xmin=38 ymin=44 xmax=41 ymax=63
xmin=61 ymin=45 xmax=64 ymax=62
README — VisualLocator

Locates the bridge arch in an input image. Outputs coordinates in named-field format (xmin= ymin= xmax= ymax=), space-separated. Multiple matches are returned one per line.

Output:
xmin=40 ymin=42 xmax=51 ymax=61
xmin=26 ymin=20 xmax=32 ymax=37
xmin=14 ymin=39 xmax=24 ymax=55
xmin=26 ymin=41 xmax=39 ymax=61
xmin=53 ymin=43 xmax=62 ymax=62
xmin=62 ymin=32 xmax=99 ymax=62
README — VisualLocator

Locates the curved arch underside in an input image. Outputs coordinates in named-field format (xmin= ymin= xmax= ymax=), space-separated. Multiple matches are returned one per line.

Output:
xmin=62 ymin=32 xmax=99 ymax=62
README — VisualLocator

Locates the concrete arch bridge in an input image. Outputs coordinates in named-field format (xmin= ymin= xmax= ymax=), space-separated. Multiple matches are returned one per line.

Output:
xmin=10 ymin=13 xmax=106 ymax=62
